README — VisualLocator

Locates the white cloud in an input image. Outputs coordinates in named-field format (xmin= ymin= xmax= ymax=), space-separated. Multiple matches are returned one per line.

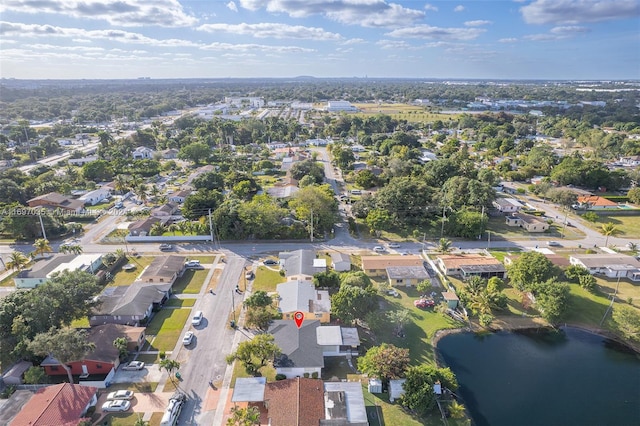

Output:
xmin=0 ymin=0 xmax=198 ymax=27
xmin=376 ymin=39 xmax=412 ymax=49
xmin=521 ymin=0 xmax=640 ymax=24
xmin=386 ymin=24 xmax=485 ymax=41
xmin=525 ymin=25 xmax=590 ymax=41
xmin=424 ymin=3 xmax=438 ymax=11
xmin=226 ymin=1 xmax=239 ymax=12
xmin=342 ymin=38 xmax=366 ymax=45
xmin=550 ymin=25 xmax=590 ymax=34
xmin=238 ymin=0 xmax=425 ymax=28
xmin=454 ymin=5 xmax=465 ymax=12
xmin=200 ymin=42 xmax=315 ymax=53
xmin=197 ymin=22 xmax=343 ymax=40
xmin=499 ymin=37 xmax=518 ymax=43
xmin=464 ymin=20 xmax=492 ymax=27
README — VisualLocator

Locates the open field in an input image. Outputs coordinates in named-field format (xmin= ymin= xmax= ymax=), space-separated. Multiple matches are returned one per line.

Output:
xmin=595 ymin=276 xmax=640 ymax=308
xmin=580 ymin=214 xmax=640 ymax=238
xmin=252 ymin=265 xmax=283 ymax=292
xmin=352 ymin=103 xmax=461 ymax=123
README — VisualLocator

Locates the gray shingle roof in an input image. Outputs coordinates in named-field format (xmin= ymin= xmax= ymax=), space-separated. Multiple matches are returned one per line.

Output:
xmin=269 ymin=320 xmax=324 ymax=369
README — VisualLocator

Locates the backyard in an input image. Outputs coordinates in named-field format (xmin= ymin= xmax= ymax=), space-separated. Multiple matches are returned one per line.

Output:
xmin=251 ymin=265 xmax=284 ymax=292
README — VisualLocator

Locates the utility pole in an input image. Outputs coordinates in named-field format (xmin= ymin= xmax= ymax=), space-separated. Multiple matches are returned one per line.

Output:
xmin=208 ymin=209 xmax=215 ymax=246
xmin=440 ymin=205 xmax=447 ymax=239
xmin=310 ymin=210 xmax=314 ymax=242
xmin=38 ymin=213 xmax=47 ymax=240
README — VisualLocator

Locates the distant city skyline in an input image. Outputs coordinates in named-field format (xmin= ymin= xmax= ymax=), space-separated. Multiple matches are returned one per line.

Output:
xmin=1 ymin=0 xmax=639 ymax=80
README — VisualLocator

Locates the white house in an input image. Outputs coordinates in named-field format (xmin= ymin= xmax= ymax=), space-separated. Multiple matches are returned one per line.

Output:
xmin=132 ymin=146 xmax=155 ymax=160
xmin=493 ymin=198 xmax=524 ymax=213
xmin=569 ymin=254 xmax=640 ymax=281
xmin=331 ymin=252 xmax=351 ymax=272
xmin=326 ymin=101 xmax=357 ymax=112
xmin=78 ymin=187 xmax=112 ymax=205
xmin=168 ymin=190 xmax=191 ymax=204
xmin=68 ymin=156 xmax=98 ymax=166
xmin=14 ymin=254 xmax=103 ymax=289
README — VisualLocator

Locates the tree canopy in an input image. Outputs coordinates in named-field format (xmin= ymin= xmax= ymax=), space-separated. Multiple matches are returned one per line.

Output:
xmin=357 ymin=344 xmax=410 ymax=383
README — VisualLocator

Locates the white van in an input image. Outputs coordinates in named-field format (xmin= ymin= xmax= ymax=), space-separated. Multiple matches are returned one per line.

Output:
xmin=160 ymin=393 xmax=186 ymax=426
xmin=350 ymin=189 xmax=362 ymax=195
xmin=191 ymin=310 xmax=203 ymax=326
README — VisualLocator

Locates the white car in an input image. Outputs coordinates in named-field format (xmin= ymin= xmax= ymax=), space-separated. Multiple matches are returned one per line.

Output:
xmin=373 ymin=246 xmax=385 ymax=252
xmin=547 ymin=241 xmax=561 ymax=247
xmin=122 ymin=361 xmax=145 ymax=371
xmin=183 ymin=331 xmax=194 ymax=346
xmin=106 ymin=390 xmax=134 ymax=400
xmin=191 ymin=310 xmax=203 ymax=326
xmin=185 ymin=260 xmax=201 ymax=268
xmin=387 ymin=243 xmax=401 ymax=248
xmin=102 ymin=400 xmax=131 ymax=412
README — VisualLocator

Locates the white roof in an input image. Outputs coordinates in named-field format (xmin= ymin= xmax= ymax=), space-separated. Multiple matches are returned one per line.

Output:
xmin=47 ymin=254 xmax=102 ymax=278
xmin=313 ymin=258 xmax=327 ymax=268
xmin=316 ymin=326 xmax=343 ymax=346
xmin=389 ymin=379 xmax=407 ymax=399
xmin=276 ymin=280 xmax=330 ymax=313
xmin=324 ymin=382 xmax=368 ymax=424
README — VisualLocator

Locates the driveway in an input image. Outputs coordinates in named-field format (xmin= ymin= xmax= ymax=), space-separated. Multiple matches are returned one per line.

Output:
xmin=96 ymin=391 xmax=171 ymax=414
xmin=111 ymin=364 xmax=163 ymax=384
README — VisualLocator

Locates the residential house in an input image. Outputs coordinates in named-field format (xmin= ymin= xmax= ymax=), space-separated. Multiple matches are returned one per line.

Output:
xmin=14 ymin=254 xmax=103 ymax=289
xmin=500 ymin=182 xmax=519 ymax=194
xmin=619 ymin=155 xmax=640 ymax=167
xmin=151 ymin=202 xmax=179 ymax=220
xmin=279 ymin=249 xmax=327 ymax=278
xmin=9 ymin=383 xmax=97 ymax=426
xmin=436 ymin=254 xmax=507 ymax=279
xmin=139 ymin=255 xmax=185 ymax=287
xmin=492 ymin=197 xmax=524 ymax=213
xmin=276 ymin=280 xmax=331 ymax=323
xmin=128 ymin=217 xmax=161 ymax=236
xmin=160 ymin=148 xmax=179 ymax=159
xmin=505 ymin=213 xmax=550 ymax=232
xmin=360 ymin=255 xmax=423 ymax=277
xmin=184 ymin=164 xmax=215 ymax=187
xmin=569 ymin=254 xmax=640 ymax=281
xmin=267 ymin=177 xmax=300 ymax=199
xmin=168 ymin=190 xmax=191 ymax=204
xmin=575 ymin=196 xmax=619 ymax=210
xmin=132 ymin=146 xmax=155 ymax=159
xmin=41 ymin=324 xmax=142 ymax=380
xmin=231 ymin=378 xmax=368 ymax=426
xmin=27 ymin=192 xmax=85 ymax=213
xmin=89 ymin=283 xmax=166 ymax=326
xmin=269 ymin=320 xmax=359 ymax=379
xmin=504 ymin=253 xmax=571 ymax=268
xmin=386 ymin=265 xmax=431 ymax=287
xmin=68 ymin=156 xmax=97 ymax=166
xmin=78 ymin=187 xmax=111 ymax=206
xmin=351 ymin=144 xmax=366 ymax=152
xmin=331 ymin=252 xmax=351 ymax=272
xmin=1 ymin=361 xmax=33 ymax=386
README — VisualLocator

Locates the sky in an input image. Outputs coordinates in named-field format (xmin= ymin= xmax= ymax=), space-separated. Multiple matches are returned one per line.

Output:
xmin=1 ymin=0 xmax=639 ymax=80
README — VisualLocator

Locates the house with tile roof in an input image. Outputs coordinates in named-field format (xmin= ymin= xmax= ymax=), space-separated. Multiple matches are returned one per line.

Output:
xmin=9 ymin=383 xmax=97 ymax=426
xmin=436 ymin=254 xmax=507 ymax=279
xmin=264 ymin=378 xmax=325 ymax=426
xmin=575 ymin=195 xmax=619 ymax=210
xmin=27 ymin=192 xmax=85 ymax=213
xmin=360 ymin=255 xmax=424 ymax=277
xmin=276 ymin=280 xmax=331 ymax=323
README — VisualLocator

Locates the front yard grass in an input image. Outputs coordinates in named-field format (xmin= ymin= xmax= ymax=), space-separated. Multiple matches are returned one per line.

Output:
xmin=595 ymin=276 xmax=640 ymax=308
xmin=109 ymin=256 xmax=154 ymax=287
xmin=172 ymin=269 xmax=207 ymax=294
xmin=144 ymin=308 xmax=190 ymax=351
xmin=165 ymin=298 xmax=196 ymax=308
xmin=579 ymin=213 xmax=640 ymax=237
xmin=252 ymin=266 xmax=284 ymax=292
xmin=0 ymin=271 xmax=17 ymax=287
xmin=230 ymin=358 xmax=276 ymax=388
xmin=101 ymin=413 xmax=161 ymax=426
xmin=104 ymin=381 xmax=159 ymax=393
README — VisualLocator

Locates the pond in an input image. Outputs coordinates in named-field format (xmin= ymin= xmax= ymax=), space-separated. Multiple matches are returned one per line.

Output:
xmin=437 ymin=327 xmax=640 ymax=426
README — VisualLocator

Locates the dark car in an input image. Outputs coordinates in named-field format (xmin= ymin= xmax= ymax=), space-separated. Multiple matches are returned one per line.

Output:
xmin=263 ymin=259 xmax=278 ymax=266
xmin=159 ymin=244 xmax=173 ymax=251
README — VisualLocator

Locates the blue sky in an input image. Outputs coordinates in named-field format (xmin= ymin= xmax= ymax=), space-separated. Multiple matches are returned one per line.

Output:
xmin=1 ymin=0 xmax=639 ymax=80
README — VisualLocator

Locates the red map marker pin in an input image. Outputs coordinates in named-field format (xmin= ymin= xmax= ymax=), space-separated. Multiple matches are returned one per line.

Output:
xmin=293 ymin=311 xmax=304 ymax=329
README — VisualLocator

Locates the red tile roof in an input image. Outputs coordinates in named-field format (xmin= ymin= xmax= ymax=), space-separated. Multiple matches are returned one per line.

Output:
xmin=10 ymin=383 xmax=97 ymax=426
xmin=577 ymin=196 xmax=618 ymax=207
xmin=264 ymin=378 xmax=324 ymax=425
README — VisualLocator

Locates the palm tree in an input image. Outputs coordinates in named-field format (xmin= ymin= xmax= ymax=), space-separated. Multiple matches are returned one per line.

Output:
xmin=6 ymin=251 xmax=29 ymax=271
xmin=437 ymin=238 xmax=453 ymax=254
xmin=628 ymin=242 xmax=638 ymax=254
xmin=600 ymin=222 xmax=621 ymax=247
xmin=159 ymin=358 xmax=181 ymax=385
xmin=150 ymin=222 xmax=166 ymax=236
xmin=167 ymin=223 xmax=179 ymax=236
xmin=32 ymin=238 xmax=52 ymax=258
xmin=114 ymin=248 xmax=126 ymax=259
xmin=136 ymin=184 xmax=149 ymax=205
xmin=114 ymin=174 xmax=132 ymax=194
xmin=177 ymin=221 xmax=191 ymax=236
xmin=59 ymin=244 xmax=83 ymax=255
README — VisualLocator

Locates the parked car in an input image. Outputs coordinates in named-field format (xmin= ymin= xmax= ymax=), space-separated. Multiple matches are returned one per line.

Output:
xmin=414 ymin=298 xmax=435 ymax=309
xmin=387 ymin=243 xmax=401 ymax=248
xmin=185 ymin=260 xmax=202 ymax=269
xmin=547 ymin=241 xmax=561 ymax=247
xmin=386 ymin=289 xmax=400 ymax=297
xmin=161 ymin=393 xmax=186 ymax=426
xmin=159 ymin=244 xmax=173 ymax=251
xmin=373 ymin=246 xmax=385 ymax=252
xmin=182 ymin=331 xmax=194 ymax=346
xmin=263 ymin=259 xmax=278 ymax=265
xmin=106 ymin=390 xmax=134 ymax=400
xmin=191 ymin=310 xmax=203 ymax=326
xmin=245 ymin=270 xmax=254 ymax=280
xmin=122 ymin=361 xmax=145 ymax=371
xmin=102 ymin=400 xmax=131 ymax=412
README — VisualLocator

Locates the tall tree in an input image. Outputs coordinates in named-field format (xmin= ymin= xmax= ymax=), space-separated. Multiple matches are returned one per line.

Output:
xmin=226 ymin=334 xmax=281 ymax=375
xmin=29 ymin=327 xmax=95 ymax=384
xmin=159 ymin=358 xmax=181 ymax=384
xmin=357 ymin=344 xmax=410 ymax=383
xmin=330 ymin=284 xmax=378 ymax=325
xmin=600 ymin=222 xmax=621 ymax=246
xmin=611 ymin=305 xmax=640 ymax=342
xmin=32 ymin=238 xmax=53 ymax=258
xmin=400 ymin=364 xmax=458 ymax=417
xmin=507 ymin=251 xmax=558 ymax=291
xmin=6 ymin=251 xmax=29 ymax=271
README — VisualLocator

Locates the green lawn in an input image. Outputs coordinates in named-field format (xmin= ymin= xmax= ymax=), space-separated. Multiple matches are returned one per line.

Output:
xmin=172 ymin=269 xmax=208 ymax=294
xmin=182 ymin=255 xmax=216 ymax=263
xmin=252 ymin=266 xmax=284 ymax=292
xmin=101 ymin=413 xmax=161 ymax=426
xmin=564 ymin=283 xmax=611 ymax=325
xmin=488 ymin=248 xmax=522 ymax=262
xmin=144 ymin=308 xmax=190 ymax=351
xmin=0 ymin=271 xmax=17 ymax=287
xmin=136 ymin=353 xmax=159 ymax=365
xmin=104 ymin=381 xmax=159 ymax=393
xmin=109 ymin=256 xmax=154 ymax=287
xmin=230 ymin=357 xmax=276 ymax=388
xmin=580 ymin=214 xmax=640 ymax=237
xmin=164 ymin=298 xmax=196 ymax=308
xmin=594 ymin=276 xmax=640 ymax=308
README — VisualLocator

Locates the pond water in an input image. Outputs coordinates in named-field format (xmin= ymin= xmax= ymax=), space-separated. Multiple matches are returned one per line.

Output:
xmin=437 ymin=327 xmax=640 ymax=426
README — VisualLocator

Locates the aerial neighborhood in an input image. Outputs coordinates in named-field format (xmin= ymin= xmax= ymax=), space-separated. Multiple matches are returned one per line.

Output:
xmin=0 ymin=78 xmax=638 ymax=426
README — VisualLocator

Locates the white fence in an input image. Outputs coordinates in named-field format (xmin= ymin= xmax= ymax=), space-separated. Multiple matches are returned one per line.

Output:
xmin=125 ymin=235 xmax=212 ymax=243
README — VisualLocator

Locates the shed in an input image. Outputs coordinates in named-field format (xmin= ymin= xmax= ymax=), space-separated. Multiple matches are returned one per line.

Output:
xmin=2 ymin=361 xmax=33 ymax=385
xmin=331 ymin=252 xmax=351 ymax=272
xmin=368 ymin=378 xmax=383 ymax=394
xmin=442 ymin=291 xmax=459 ymax=309
xmin=389 ymin=379 xmax=406 ymax=402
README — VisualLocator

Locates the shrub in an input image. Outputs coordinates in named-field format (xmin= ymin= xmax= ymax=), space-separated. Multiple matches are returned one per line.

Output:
xmin=311 ymin=372 xmax=319 ymax=379
xmin=159 ymin=351 xmax=166 ymax=360
xmin=579 ymin=274 xmax=597 ymax=293
xmin=275 ymin=374 xmax=286 ymax=381
xmin=303 ymin=373 xmax=310 ymax=378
